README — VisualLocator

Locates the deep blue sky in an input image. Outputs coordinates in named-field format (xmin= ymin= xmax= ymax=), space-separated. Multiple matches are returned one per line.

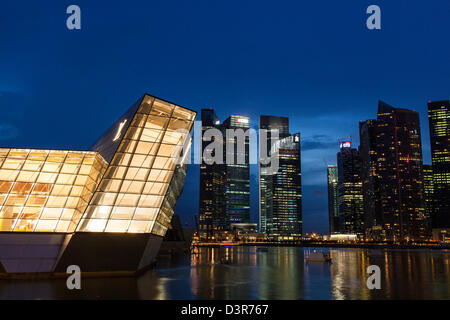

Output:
xmin=1 ymin=1 xmax=449 ymax=233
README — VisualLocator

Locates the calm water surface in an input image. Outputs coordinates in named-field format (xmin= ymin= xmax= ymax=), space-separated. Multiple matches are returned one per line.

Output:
xmin=1 ymin=247 xmax=449 ymax=299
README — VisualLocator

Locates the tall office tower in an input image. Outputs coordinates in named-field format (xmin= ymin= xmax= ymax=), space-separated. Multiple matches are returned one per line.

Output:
xmin=222 ymin=115 xmax=250 ymax=225
xmin=359 ymin=119 xmax=383 ymax=239
xmin=199 ymin=109 xmax=226 ymax=237
xmin=259 ymin=116 xmax=290 ymax=234
xmin=199 ymin=110 xmax=250 ymax=236
xmin=270 ymin=133 xmax=302 ymax=237
xmin=376 ymin=101 xmax=427 ymax=241
xmin=423 ymin=164 xmax=434 ymax=226
xmin=327 ymin=165 xmax=339 ymax=234
xmin=337 ymin=142 xmax=364 ymax=235
xmin=428 ymin=100 xmax=450 ymax=229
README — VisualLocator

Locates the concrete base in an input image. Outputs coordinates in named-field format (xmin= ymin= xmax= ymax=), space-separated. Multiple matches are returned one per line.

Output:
xmin=0 ymin=233 xmax=68 ymax=273
xmin=0 ymin=232 xmax=163 ymax=276
xmin=55 ymin=232 xmax=163 ymax=273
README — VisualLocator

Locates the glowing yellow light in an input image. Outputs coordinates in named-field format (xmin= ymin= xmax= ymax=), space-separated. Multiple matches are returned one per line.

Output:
xmin=113 ymin=119 xmax=127 ymax=142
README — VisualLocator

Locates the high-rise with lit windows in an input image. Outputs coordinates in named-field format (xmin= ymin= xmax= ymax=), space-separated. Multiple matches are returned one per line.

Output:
xmin=0 ymin=94 xmax=196 ymax=274
xmin=222 ymin=115 xmax=250 ymax=226
xmin=376 ymin=101 xmax=426 ymax=241
xmin=271 ymin=133 xmax=302 ymax=237
xmin=199 ymin=110 xmax=250 ymax=237
xmin=327 ymin=165 xmax=339 ymax=234
xmin=337 ymin=143 xmax=364 ymax=235
xmin=423 ymin=164 xmax=434 ymax=226
xmin=259 ymin=115 xmax=301 ymax=238
xmin=259 ymin=116 xmax=290 ymax=234
xmin=428 ymin=100 xmax=450 ymax=229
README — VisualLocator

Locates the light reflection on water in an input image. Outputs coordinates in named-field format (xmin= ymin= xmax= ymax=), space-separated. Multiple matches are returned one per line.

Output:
xmin=0 ymin=247 xmax=449 ymax=299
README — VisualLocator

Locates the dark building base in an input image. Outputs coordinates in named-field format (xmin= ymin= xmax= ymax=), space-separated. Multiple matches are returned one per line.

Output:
xmin=0 ymin=232 xmax=68 ymax=273
xmin=55 ymin=232 xmax=163 ymax=273
xmin=0 ymin=232 xmax=163 ymax=275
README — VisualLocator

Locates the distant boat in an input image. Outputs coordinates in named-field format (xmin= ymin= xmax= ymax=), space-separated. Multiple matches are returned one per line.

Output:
xmin=256 ymin=247 xmax=268 ymax=252
xmin=306 ymin=251 xmax=332 ymax=262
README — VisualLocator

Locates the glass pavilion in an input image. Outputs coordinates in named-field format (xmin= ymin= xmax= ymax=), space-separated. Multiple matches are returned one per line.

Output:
xmin=0 ymin=94 xmax=196 ymax=274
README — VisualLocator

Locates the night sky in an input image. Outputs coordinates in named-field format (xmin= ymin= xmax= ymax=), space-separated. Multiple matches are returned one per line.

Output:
xmin=1 ymin=1 xmax=449 ymax=233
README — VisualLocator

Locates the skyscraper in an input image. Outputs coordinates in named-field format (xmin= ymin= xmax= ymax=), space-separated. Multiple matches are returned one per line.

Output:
xmin=423 ymin=164 xmax=434 ymax=227
xmin=359 ymin=119 xmax=383 ymax=239
xmin=327 ymin=165 xmax=339 ymax=234
xmin=199 ymin=110 xmax=250 ymax=237
xmin=259 ymin=116 xmax=290 ymax=234
xmin=376 ymin=101 xmax=427 ymax=241
xmin=222 ymin=115 xmax=250 ymax=225
xmin=198 ymin=109 xmax=226 ymax=237
xmin=271 ymin=133 xmax=302 ymax=237
xmin=337 ymin=142 xmax=364 ymax=235
xmin=428 ymin=100 xmax=450 ymax=229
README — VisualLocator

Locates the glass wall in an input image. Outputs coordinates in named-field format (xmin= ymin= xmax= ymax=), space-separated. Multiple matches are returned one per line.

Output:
xmin=0 ymin=149 xmax=107 ymax=232
xmin=78 ymin=96 xmax=196 ymax=234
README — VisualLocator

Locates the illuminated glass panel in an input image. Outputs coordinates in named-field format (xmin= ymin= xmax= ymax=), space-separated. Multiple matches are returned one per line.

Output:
xmin=0 ymin=149 xmax=107 ymax=232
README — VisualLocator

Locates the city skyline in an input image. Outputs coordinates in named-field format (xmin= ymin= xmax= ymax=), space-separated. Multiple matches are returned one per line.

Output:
xmin=1 ymin=1 xmax=449 ymax=234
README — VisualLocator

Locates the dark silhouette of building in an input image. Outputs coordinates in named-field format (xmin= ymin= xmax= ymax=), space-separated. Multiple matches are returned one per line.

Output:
xmin=163 ymin=215 xmax=186 ymax=242
xmin=359 ymin=119 xmax=383 ymax=239
xmin=376 ymin=101 xmax=427 ymax=241
xmin=199 ymin=109 xmax=226 ymax=237
xmin=327 ymin=165 xmax=339 ymax=234
xmin=337 ymin=143 xmax=364 ymax=235
xmin=428 ymin=100 xmax=450 ymax=229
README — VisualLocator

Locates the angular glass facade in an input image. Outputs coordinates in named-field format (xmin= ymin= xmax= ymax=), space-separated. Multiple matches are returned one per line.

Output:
xmin=78 ymin=95 xmax=195 ymax=234
xmin=0 ymin=94 xmax=196 ymax=274
xmin=0 ymin=95 xmax=195 ymax=236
